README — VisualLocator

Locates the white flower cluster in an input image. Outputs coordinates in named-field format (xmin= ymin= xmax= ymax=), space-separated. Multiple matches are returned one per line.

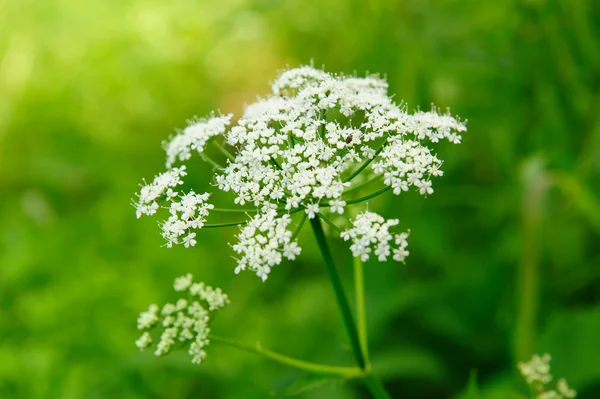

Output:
xmin=135 ymin=274 xmax=230 ymax=364
xmin=134 ymin=115 xmax=232 ymax=248
xmin=232 ymin=209 xmax=301 ymax=281
xmin=518 ymin=353 xmax=577 ymax=399
xmin=161 ymin=191 xmax=214 ymax=248
xmin=519 ymin=353 xmax=553 ymax=386
xmin=134 ymin=66 xmax=466 ymax=280
xmin=164 ymin=114 xmax=233 ymax=168
xmin=341 ymin=211 xmax=409 ymax=262
xmin=373 ymin=136 xmax=443 ymax=195
xmin=134 ymin=166 xmax=188 ymax=218
xmin=134 ymin=168 xmax=214 ymax=248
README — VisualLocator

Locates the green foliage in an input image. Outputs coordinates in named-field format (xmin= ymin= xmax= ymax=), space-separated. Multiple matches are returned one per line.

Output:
xmin=538 ymin=308 xmax=600 ymax=388
xmin=461 ymin=370 xmax=481 ymax=399
xmin=1 ymin=0 xmax=599 ymax=398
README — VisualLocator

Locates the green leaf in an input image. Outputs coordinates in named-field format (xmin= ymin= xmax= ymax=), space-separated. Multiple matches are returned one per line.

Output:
xmin=371 ymin=346 xmax=446 ymax=381
xmin=454 ymin=370 xmax=481 ymax=399
xmin=283 ymin=374 xmax=339 ymax=396
xmin=465 ymin=370 xmax=480 ymax=399
xmin=538 ymin=307 xmax=600 ymax=389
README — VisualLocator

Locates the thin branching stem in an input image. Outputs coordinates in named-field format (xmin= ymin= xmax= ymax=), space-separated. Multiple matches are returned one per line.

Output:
xmin=200 ymin=154 xmax=223 ymax=169
xmin=342 ymin=175 xmax=383 ymax=196
xmin=291 ymin=213 xmax=308 ymax=240
xmin=212 ymin=208 xmax=260 ymax=214
xmin=212 ymin=141 xmax=235 ymax=162
xmin=317 ymin=213 xmax=343 ymax=233
xmin=210 ymin=335 xmax=363 ymax=378
xmin=321 ymin=186 xmax=391 ymax=208
xmin=204 ymin=207 xmax=304 ymax=228
xmin=345 ymin=186 xmax=391 ymax=205
xmin=269 ymin=157 xmax=283 ymax=170
xmin=203 ymin=220 xmax=248 ymax=228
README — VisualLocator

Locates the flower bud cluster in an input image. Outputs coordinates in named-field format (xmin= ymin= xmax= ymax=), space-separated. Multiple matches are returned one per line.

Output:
xmin=341 ymin=211 xmax=409 ymax=262
xmin=135 ymin=274 xmax=230 ymax=364
xmin=518 ymin=353 xmax=576 ymax=399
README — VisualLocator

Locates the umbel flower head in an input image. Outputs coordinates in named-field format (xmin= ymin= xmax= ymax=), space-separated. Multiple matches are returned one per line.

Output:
xmin=518 ymin=353 xmax=577 ymax=399
xmin=135 ymin=274 xmax=230 ymax=364
xmin=133 ymin=66 xmax=467 ymax=281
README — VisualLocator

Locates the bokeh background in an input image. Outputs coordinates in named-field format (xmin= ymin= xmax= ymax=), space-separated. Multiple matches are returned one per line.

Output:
xmin=1 ymin=0 xmax=599 ymax=398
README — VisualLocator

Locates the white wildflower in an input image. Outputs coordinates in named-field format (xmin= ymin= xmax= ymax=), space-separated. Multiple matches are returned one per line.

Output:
xmin=134 ymin=65 xmax=465 ymax=280
xmin=134 ymin=166 xmax=187 ymax=218
xmin=135 ymin=331 xmax=152 ymax=350
xmin=174 ymin=273 xmax=193 ymax=291
xmin=133 ymin=167 xmax=213 ymax=248
xmin=329 ymin=199 xmax=346 ymax=215
xmin=161 ymin=303 xmax=177 ymax=315
xmin=135 ymin=274 xmax=229 ymax=365
xmin=305 ymin=203 xmax=320 ymax=219
xmin=519 ymin=353 xmax=553 ymax=386
xmin=162 ymin=315 xmax=175 ymax=327
xmin=215 ymin=66 xmax=464 ymax=214
xmin=183 ymin=232 xmax=197 ymax=248
xmin=161 ymin=191 xmax=214 ymax=248
xmin=189 ymin=282 xmax=205 ymax=296
xmin=164 ymin=114 xmax=233 ymax=168
xmin=189 ymin=282 xmax=230 ymax=311
xmin=137 ymin=304 xmax=159 ymax=330
xmin=341 ymin=211 xmax=410 ymax=263
xmin=155 ymin=327 xmax=178 ymax=356
xmin=271 ymin=66 xmax=332 ymax=94
xmin=232 ymin=209 xmax=300 ymax=281
xmin=189 ymin=340 xmax=208 ymax=364
xmin=175 ymin=298 xmax=188 ymax=310
xmin=283 ymin=241 xmax=301 ymax=260
xmin=556 ymin=378 xmax=576 ymax=398
xmin=518 ymin=353 xmax=577 ymax=399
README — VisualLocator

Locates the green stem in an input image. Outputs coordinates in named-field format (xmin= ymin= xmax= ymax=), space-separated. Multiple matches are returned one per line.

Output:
xmin=322 ymin=186 xmax=392 ymax=208
xmin=363 ymin=373 xmax=392 ymax=399
xmin=200 ymin=154 xmax=222 ymax=169
xmin=204 ymin=208 xmax=305 ymax=229
xmin=343 ymin=175 xmax=384 ymax=196
xmin=346 ymin=186 xmax=391 ymax=205
xmin=203 ymin=220 xmax=247 ymax=228
xmin=514 ymin=158 xmax=548 ymax=362
xmin=212 ymin=205 xmax=291 ymax=214
xmin=212 ymin=141 xmax=235 ymax=162
xmin=353 ymin=256 xmax=370 ymax=369
xmin=291 ymin=213 xmax=308 ymax=240
xmin=212 ymin=208 xmax=259 ymax=214
xmin=309 ymin=217 xmax=366 ymax=370
xmin=210 ymin=335 xmax=363 ymax=378
xmin=269 ymin=157 xmax=283 ymax=170
xmin=317 ymin=213 xmax=343 ymax=233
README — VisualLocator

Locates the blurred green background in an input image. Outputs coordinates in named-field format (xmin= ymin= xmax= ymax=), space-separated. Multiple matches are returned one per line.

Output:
xmin=1 ymin=0 xmax=599 ymax=398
